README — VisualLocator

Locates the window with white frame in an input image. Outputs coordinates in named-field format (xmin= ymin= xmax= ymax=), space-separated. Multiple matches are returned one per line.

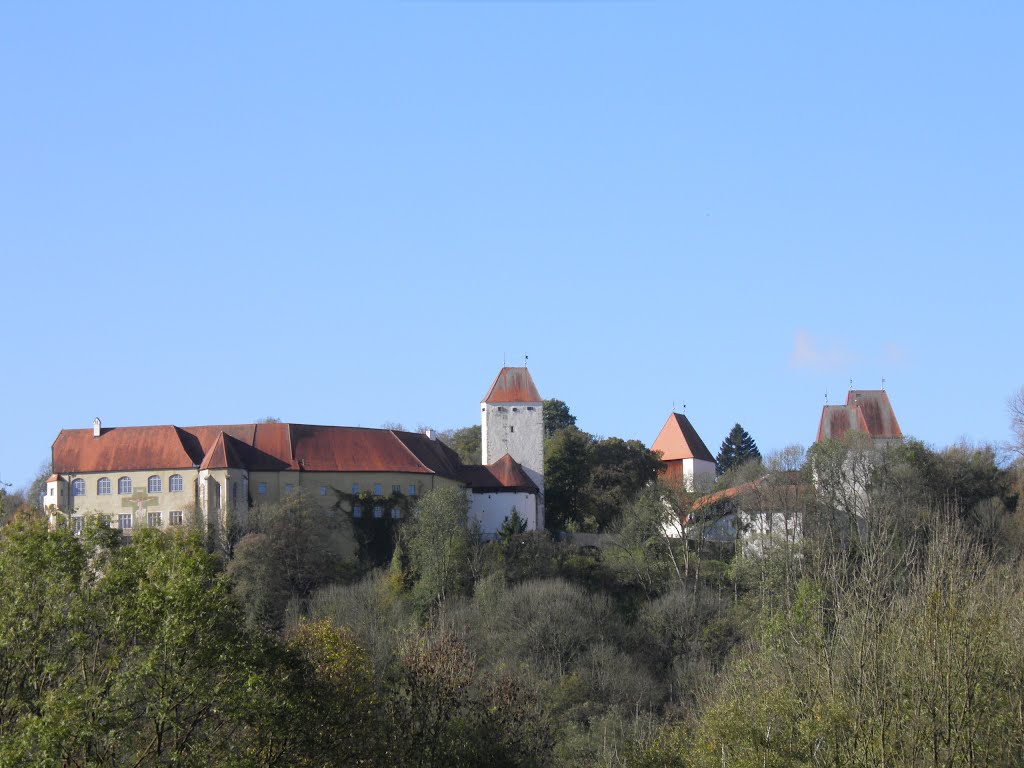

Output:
xmin=98 ymin=477 xmax=111 ymax=495
xmin=258 ymin=482 xmax=267 ymax=494
xmin=170 ymin=510 xmax=183 ymax=526
xmin=373 ymin=505 xmax=383 ymax=519
xmin=148 ymin=475 xmax=161 ymax=493
xmin=72 ymin=516 xmax=84 ymax=534
xmin=352 ymin=504 xmax=362 ymax=519
xmin=391 ymin=506 xmax=402 ymax=519
xmin=118 ymin=477 xmax=132 ymax=495
xmin=147 ymin=511 xmax=162 ymax=528
xmin=373 ymin=483 xmax=382 ymax=496
xmin=72 ymin=479 xmax=85 ymax=496
xmin=409 ymin=484 xmax=417 ymax=496
xmin=169 ymin=474 xmax=184 ymax=492
xmin=118 ymin=513 xmax=132 ymax=530
xmin=392 ymin=484 xmax=401 ymax=495
xmin=102 ymin=514 xmax=114 ymax=527
xmin=320 ymin=485 xmax=327 ymax=496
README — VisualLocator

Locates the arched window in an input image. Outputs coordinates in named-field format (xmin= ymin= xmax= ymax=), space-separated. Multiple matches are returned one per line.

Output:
xmin=71 ymin=479 xmax=85 ymax=496
xmin=148 ymin=475 xmax=161 ymax=493
xmin=169 ymin=474 xmax=184 ymax=493
xmin=97 ymin=477 xmax=111 ymax=495
xmin=118 ymin=477 xmax=132 ymax=495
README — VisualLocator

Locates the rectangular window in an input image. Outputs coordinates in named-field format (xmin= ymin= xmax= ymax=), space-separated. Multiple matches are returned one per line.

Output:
xmin=373 ymin=505 xmax=383 ymax=519
xmin=258 ymin=482 xmax=267 ymax=495
xmin=352 ymin=504 xmax=362 ymax=519
xmin=102 ymin=514 xmax=113 ymax=526
xmin=320 ymin=485 xmax=327 ymax=496
xmin=409 ymin=484 xmax=417 ymax=496
xmin=373 ymin=483 xmax=382 ymax=496
xmin=284 ymin=484 xmax=294 ymax=494
xmin=170 ymin=510 xmax=183 ymax=526
xmin=118 ymin=513 xmax=133 ymax=530
xmin=392 ymin=484 xmax=401 ymax=494
xmin=49 ymin=487 xmax=54 ymax=496
xmin=351 ymin=483 xmax=359 ymax=494
xmin=72 ymin=516 xmax=84 ymax=534
xmin=147 ymin=511 xmax=162 ymax=528
xmin=391 ymin=507 xmax=402 ymax=519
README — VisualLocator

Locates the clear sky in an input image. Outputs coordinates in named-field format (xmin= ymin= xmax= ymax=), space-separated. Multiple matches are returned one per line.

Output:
xmin=2 ymin=2 xmax=1022 ymax=491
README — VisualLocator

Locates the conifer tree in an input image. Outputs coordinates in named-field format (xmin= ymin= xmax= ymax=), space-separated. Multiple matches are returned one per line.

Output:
xmin=716 ymin=423 xmax=762 ymax=475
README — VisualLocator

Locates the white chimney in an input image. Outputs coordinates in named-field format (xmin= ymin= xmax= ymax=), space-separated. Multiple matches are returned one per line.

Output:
xmin=93 ymin=417 xmax=101 ymax=438
xmin=425 ymin=428 xmax=435 ymax=440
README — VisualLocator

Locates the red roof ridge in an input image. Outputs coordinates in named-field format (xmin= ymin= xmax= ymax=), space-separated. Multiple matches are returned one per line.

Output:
xmin=651 ymin=412 xmax=715 ymax=463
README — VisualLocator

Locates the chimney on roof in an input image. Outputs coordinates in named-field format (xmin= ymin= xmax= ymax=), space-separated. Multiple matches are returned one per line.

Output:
xmin=425 ymin=429 xmax=435 ymax=440
xmin=93 ymin=417 xmax=101 ymax=438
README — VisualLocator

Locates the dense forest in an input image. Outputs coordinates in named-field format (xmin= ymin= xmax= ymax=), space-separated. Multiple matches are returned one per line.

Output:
xmin=1 ymin=393 xmax=1023 ymax=767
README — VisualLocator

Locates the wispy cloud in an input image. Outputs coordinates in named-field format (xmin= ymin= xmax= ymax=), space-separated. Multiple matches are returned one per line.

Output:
xmin=790 ymin=330 xmax=857 ymax=373
xmin=790 ymin=330 xmax=908 ymax=376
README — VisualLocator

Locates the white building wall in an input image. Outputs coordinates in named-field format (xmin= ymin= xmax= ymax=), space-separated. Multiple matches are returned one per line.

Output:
xmin=682 ymin=458 xmax=717 ymax=492
xmin=482 ymin=400 xmax=545 ymax=528
xmin=469 ymin=490 xmax=538 ymax=537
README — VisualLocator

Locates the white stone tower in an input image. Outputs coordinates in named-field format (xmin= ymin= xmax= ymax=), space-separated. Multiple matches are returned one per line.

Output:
xmin=481 ymin=367 xmax=544 ymax=528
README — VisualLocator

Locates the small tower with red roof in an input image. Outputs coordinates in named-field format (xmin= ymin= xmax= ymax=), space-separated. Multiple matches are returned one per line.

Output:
xmin=651 ymin=412 xmax=717 ymax=492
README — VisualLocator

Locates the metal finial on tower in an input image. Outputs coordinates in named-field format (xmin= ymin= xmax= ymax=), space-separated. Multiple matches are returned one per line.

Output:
xmin=525 ymin=354 xmax=528 ymax=367
xmin=825 ymin=389 xmax=829 ymax=405
xmin=881 ymin=376 xmax=886 ymax=391
xmin=682 ymin=402 xmax=687 ymax=414
xmin=849 ymin=377 xmax=854 ymax=391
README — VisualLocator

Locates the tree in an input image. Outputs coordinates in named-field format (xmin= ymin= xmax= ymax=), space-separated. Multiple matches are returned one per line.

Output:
xmin=586 ymin=437 xmax=664 ymax=531
xmin=229 ymin=490 xmax=356 ymax=630
xmin=544 ymin=426 xmax=592 ymax=531
xmin=437 ymin=425 xmax=482 ymax=465
xmin=543 ymin=399 xmax=576 ymax=438
xmin=404 ymin=484 xmax=473 ymax=608
xmin=715 ymin=423 xmax=761 ymax=475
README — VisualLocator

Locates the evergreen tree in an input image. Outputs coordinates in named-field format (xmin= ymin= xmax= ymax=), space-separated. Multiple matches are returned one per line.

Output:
xmin=716 ymin=423 xmax=762 ymax=475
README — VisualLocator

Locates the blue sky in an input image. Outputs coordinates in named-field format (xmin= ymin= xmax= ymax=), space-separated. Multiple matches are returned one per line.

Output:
xmin=2 ymin=2 xmax=1022 ymax=490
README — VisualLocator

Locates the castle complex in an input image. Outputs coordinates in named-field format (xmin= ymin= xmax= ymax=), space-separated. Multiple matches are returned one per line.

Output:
xmin=45 ymin=367 xmax=544 ymax=540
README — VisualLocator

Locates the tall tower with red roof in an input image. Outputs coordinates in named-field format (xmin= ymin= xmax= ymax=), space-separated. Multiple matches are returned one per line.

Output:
xmin=481 ymin=367 xmax=544 ymax=527
xmin=651 ymin=412 xmax=717 ymax=491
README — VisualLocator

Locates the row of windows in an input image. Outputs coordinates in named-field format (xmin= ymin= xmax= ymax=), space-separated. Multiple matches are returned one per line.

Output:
xmin=254 ymin=482 xmax=419 ymax=496
xmin=73 ymin=475 xmax=185 ymax=497
xmin=71 ymin=510 xmax=184 ymax=534
xmin=352 ymin=504 xmax=402 ymax=520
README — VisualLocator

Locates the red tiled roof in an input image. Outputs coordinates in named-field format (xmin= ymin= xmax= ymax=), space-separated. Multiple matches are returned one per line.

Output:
xmin=459 ymin=453 xmax=538 ymax=493
xmin=651 ymin=413 xmax=715 ymax=463
xmin=816 ymin=390 xmax=902 ymax=443
xmin=52 ymin=423 xmax=465 ymax=478
xmin=482 ymin=367 xmax=542 ymax=403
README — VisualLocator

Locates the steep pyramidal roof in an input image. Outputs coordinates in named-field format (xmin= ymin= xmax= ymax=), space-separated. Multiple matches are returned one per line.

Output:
xmin=816 ymin=390 xmax=902 ymax=443
xmin=651 ymin=413 xmax=715 ymax=463
xmin=482 ymin=367 xmax=542 ymax=404
xmin=458 ymin=453 xmax=538 ymax=493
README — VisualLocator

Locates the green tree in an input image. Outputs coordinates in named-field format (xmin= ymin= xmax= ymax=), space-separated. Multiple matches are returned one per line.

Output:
xmin=543 ymin=399 xmax=576 ymax=438
xmin=544 ymin=426 xmax=593 ymax=531
xmin=715 ymin=423 xmax=761 ymax=475
xmin=437 ymin=425 xmax=482 ymax=465
xmin=586 ymin=437 xmax=664 ymax=531
xmin=405 ymin=484 xmax=473 ymax=608
xmin=229 ymin=490 xmax=356 ymax=630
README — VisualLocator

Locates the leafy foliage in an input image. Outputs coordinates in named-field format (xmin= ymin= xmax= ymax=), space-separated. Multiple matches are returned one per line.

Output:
xmin=543 ymin=399 xmax=577 ymax=439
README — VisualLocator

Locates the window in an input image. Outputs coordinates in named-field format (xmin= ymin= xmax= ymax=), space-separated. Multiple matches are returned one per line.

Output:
xmin=97 ymin=477 xmax=111 ymax=495
xmin=232 ymin=482 xmax=238 ymax=500
xmin=118 ymin=477 xmax=132 ymax=495
xmin=169 ymin=474 xmax=184 ymax=493
xmin=118 ymin=513 xmax=132 ymax=530
xmin=284 ymin=484 xmax=294 ymax=494
xmin=373 ymin=483 xmax=382 ymax=496
xmin=373 ymin=505 xmax=383 ymax=519
xmin=352 ymin=504 xmax=362 ymax=519
xmin=258 ymin=482 xmax=267 ymax=495
xmin=102 ymin=514 xmax=114 ymax=527
xmin=409 ymin=484 xmax=417 ymax=496
xmin=170 ymin=510 xmax=183 ymax=526
xmin=147 ymin=511 xmax=162 ymax=528
xmin=391 ymin=506 xmax=402 ymax=519
xmin=510 ymin=426 xmax=515 ymax=433
xmin=49 ymin=487 xmax=54 ymax=496
xmin=72 ymin=516 xmax=84 ymax=534
xmin=148 ymin=475 xmax=161 ymax=493
xmin=72 ymin=479 xmax=85 ymax=496
xmin=319 ymin=485 xmax=327 ymax=496
xmin=351 ymin=483 xmax=359 ymax=494
xmin=392 ymin=484 xmax=401 ymax=495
